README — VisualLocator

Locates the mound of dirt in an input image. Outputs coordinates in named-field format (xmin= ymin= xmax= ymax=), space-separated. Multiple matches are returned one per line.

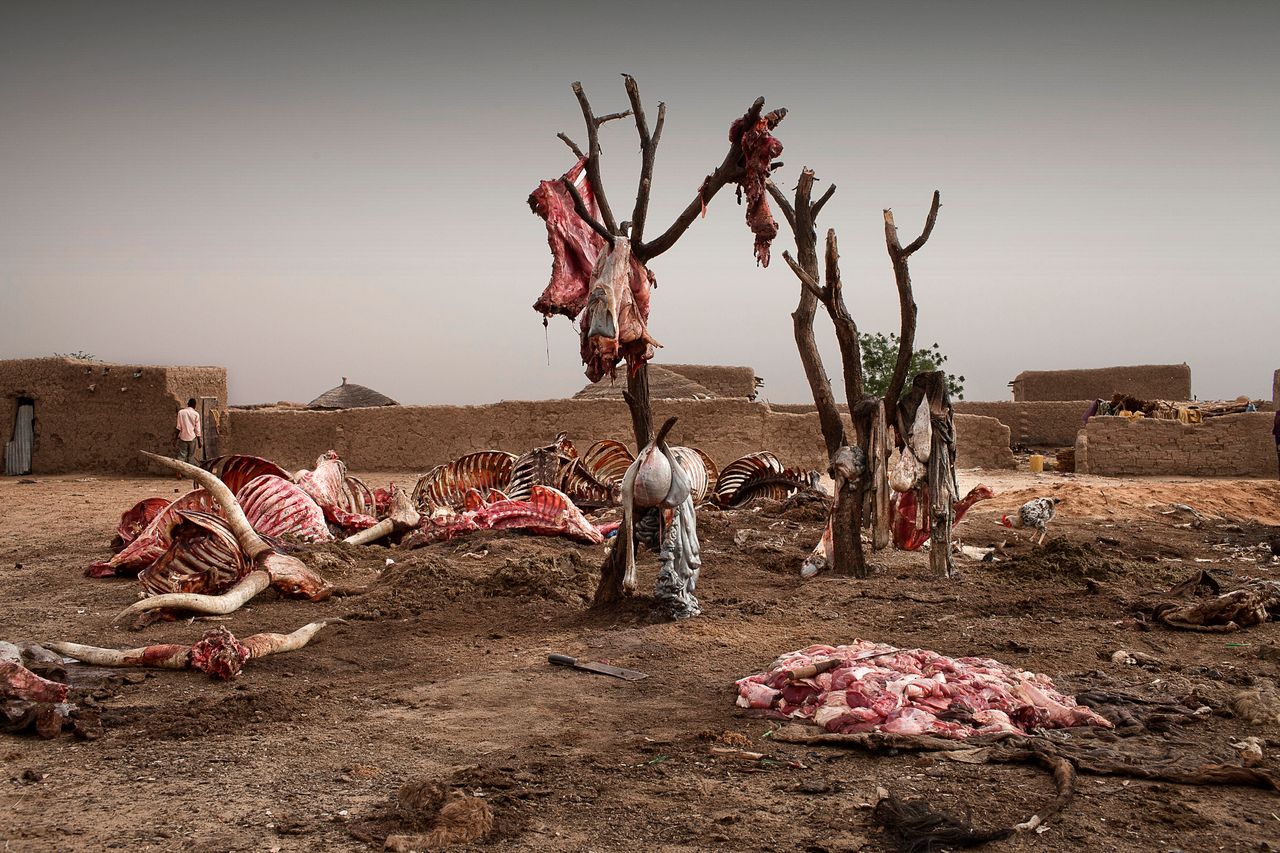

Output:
xmin=477 ymin=551 xmax=597 ymax=605
xmin=345 ymin=532 xmax=606 ymax=619
xmin=999 ymin=540 xmax=1123 ymax=580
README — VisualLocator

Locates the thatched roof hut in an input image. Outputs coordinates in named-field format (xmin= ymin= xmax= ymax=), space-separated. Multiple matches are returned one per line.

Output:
xmin=573 ymin=365 xmax=716 ymax=401
xmin=307 ymin=377 xmax=398 ymax=410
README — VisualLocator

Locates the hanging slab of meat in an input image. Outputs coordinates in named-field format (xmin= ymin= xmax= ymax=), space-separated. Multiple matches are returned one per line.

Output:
xmin=735 ymin=642 xmax=1111 ymax=740
xmin=891 ymin=484 xmax=994 ymax=551
xmin=88 ymin=488 xmax=221 ymax=577
xmin=109 ymin=497 xmax=171 ymax=552
xmin=730 ymin=113 xmax=784 ymax=267
xmin=530 ymin=157 xmax=606 ymax=319
xmin=294 ymin=451 xmax=379 ymax=531
xmin=579 ymin=239 xmax=659 ymax=382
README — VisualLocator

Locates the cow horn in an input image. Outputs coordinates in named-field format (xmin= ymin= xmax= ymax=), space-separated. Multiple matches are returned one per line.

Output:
xmin=140 ymin=451 xmax=270 ymax=558
xmin=111 ymin=570 xmax=272 ymax=624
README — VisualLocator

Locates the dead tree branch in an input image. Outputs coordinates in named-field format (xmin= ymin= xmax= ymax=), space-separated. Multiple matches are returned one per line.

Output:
xmin=781 ymin=250 xmax=824 ymax=300
xmin=883 ymin=190 xmax=941 ymax=423
xmin=571 ymin=81 xmax=627 ymax=235
xmin=561 ymin=177 xmax=615 ymax=246
xmin=637 ymin=99 xmax=787 ymax=262
xmin=556 ymin=133 xmax=585 ymax=159
xmin=623 ymin=74 xmax=665 ymax=247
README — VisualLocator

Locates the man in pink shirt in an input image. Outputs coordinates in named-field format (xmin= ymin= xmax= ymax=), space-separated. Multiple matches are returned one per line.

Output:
xmin=175 ymin=398 xmax=203 ymax=472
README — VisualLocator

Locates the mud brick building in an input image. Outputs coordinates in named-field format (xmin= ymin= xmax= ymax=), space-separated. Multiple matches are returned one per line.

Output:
xmin=0 ymin=357 xmax=226 ymax=474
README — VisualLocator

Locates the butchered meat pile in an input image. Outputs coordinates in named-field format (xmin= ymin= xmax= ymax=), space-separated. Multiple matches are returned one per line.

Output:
xmin=735 ymin=641 xmax=1111 ymax=739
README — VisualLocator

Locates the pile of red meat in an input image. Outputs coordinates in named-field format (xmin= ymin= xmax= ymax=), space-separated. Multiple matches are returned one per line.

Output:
xmin=736 ymin=641 xmax=1111 ymax=739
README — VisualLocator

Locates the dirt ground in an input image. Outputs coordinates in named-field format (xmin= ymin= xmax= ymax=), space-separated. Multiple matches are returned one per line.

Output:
xmin=2 ymin=468 xmax=1279 ymax=852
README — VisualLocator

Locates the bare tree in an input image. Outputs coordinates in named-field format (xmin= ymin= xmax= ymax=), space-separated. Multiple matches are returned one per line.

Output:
xmin=769 ymin=172 xmax=942 ymax=577
xmin=550 ymin=75 xmax=787 ymax=606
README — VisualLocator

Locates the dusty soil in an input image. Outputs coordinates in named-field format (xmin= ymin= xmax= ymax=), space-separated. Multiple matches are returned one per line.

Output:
xmin=2 ymin=468 xmax=1279 ymax=852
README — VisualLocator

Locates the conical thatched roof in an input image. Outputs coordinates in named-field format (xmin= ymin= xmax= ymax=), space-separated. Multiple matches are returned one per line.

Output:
xmin=307 ymin=378 xmax=398 ymax=409
xmin=573 ymin=365 xmax=716 ymax=401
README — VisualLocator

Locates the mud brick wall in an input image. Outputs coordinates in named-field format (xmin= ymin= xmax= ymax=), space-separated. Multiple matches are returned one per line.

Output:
xmin=662 ymin=364 xmax=759 ymax=399
xmin=954 ymin=415 xmax=1016 ymax=469
xmin=1011 ymin=364 xmax=1191 ymax=402
xmin=1075 ymin=413 xmax=1274 ymax=477
xmin=0 ymin=358 xmax=227 ymax=474
xmin=953 ymin=401 xmax=1088 ymax=447
xmin=225 ymin=402 xmax=1014 ymax=473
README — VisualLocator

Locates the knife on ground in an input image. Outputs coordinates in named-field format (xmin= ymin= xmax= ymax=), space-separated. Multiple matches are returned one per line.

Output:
xmin=548 ymin=653 xmax=648 ymax=681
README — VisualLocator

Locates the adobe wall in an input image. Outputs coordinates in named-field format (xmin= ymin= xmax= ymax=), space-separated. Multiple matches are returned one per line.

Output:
xmin=663 ymin=364 xmax=759 ymax=399
xmin=224 ymin=401 xmax=1015 ymax=473
xmin=1011 ymin=364 xmax=1191 ymax=402
xmin=953 ymin=400 xmax=1089 ymax=447
xmin=1273 ymin=369 xmax=1279 ymax=409
xmin=1075 ymin=413 xmax=1274 ymax=478
xmin=0 ymin=358 xmax=227 ymax=474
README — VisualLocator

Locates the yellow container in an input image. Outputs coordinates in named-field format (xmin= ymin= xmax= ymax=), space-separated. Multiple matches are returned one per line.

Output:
xmin=1028 ymin=454 xmax=1045 ymax=473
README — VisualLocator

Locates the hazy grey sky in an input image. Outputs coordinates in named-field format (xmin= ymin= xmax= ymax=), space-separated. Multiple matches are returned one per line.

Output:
xmin=2 ymin=1 xmax=1276 ymax=405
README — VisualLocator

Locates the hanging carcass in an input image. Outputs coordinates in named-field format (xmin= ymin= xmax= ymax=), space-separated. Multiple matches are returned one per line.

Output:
xmin=579 ymin=238 xmax=660 ymax=382
xmin=529 ymin=159 xmax=659 ymax=382
xmin=617 ymin=417 xmax=702 ymax=619
xmin=113 ymin=453 xmax=336 ymax=625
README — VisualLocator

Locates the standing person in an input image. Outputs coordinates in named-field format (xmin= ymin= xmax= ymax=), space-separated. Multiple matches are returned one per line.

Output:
xmin=175 ymin=398 xmax=203 ymax=477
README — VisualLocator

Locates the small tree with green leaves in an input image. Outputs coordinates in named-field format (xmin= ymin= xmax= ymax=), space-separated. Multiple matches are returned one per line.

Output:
xmin=859 ymin=333 xmax=963 ymax=399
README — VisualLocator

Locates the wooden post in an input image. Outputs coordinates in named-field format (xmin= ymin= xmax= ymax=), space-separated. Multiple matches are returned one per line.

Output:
xmin=198 ymin=397 xmax=220 ymax=462
xmin=868 ymin=400 xmax=891 ymax=550
xmin=919 ymin=372 xmax=957 ymax=578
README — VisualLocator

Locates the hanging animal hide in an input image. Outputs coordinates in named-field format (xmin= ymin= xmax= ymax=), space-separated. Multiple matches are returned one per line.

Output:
xmin=529 ymin=158 xmax=606 ymax=319
xmin=580 ymin=240 xmax=660 ymax=381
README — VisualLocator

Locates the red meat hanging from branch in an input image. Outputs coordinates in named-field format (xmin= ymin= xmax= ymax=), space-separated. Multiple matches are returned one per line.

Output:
xmin=579 ymin=238 xmax=658 ymax=381
xmin=529 ymin=157 xmax=603 ymax=319
xmin=529 ymin=158 xmax=658 ymax=381
xmin=730 ymin=112 xmax=785 ymax=266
